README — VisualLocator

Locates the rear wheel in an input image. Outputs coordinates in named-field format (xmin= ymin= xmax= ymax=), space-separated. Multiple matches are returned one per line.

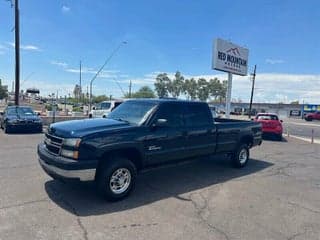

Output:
xmin=305 ymin=117 xmax=312 ymax=121
xmin=276 ymin=134 xmax=282 ymax=141
xmin=232 ymin=144 xmax=249 ymax=168
xmin=96 ymin=157 xmax=137 ymax=201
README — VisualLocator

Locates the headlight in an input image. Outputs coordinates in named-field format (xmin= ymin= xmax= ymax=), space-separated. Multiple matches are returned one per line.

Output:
xmin=63 ymin=138 xmax=81 ymax=147
xmin=8 ymin=119 xmax=19 ymax=124
xmin=61 ymin=149 xmax=79 ymax=159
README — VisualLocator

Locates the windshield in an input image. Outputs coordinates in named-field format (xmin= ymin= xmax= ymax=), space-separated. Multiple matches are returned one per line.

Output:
xmin=100 ymin=102 xmax=111 ymax=109
xmin=7 ymin=107 xmax=36 ymax=116
xmin=107 ymin=101 xmax=158 ymax=125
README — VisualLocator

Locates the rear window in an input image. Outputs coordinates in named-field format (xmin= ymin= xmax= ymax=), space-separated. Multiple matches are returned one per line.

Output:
xmin=256 ymin=115 xmax=278 ymax=120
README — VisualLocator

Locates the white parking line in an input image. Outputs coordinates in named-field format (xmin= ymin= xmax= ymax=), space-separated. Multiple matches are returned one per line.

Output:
xmin=288 ymin=134 xmax=320 ymax=144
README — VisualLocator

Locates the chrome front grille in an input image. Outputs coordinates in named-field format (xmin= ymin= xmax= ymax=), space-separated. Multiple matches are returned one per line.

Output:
xmin=44 ymin=133 xmax=63 ymax=155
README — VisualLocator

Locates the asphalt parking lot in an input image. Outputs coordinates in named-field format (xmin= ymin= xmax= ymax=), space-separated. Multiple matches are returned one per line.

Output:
xmin=0 ymin=132 xmax=320 ymax=240
xmin=283 ymin=118 xmax=320 ymax=141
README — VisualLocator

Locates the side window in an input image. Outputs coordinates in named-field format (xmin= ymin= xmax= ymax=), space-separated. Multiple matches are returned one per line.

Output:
xmin=184 ymin=104 xmax=211 ymax=127
xmin=155 ymin=103 xmax=184 ymax=127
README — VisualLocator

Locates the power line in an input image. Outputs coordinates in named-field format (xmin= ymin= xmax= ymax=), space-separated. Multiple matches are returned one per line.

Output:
xmin=112 ymin=77 xmax=125 ymax=96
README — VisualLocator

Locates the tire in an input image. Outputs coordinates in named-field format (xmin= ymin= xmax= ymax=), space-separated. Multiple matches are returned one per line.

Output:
xmin=88 ymin=114 xmax=93 ymax=118
xmin=4 ymin=124 xmax=11 ymax=134
xmin=232 ymin=144 xmax=249 ymax=168
xmin=96 ymin=157 xmax=137 ymax=201
xmin=276 ymin=134 xmax=282 ymax=141
xmin=305 ymin=117 xmax=312 ymax=121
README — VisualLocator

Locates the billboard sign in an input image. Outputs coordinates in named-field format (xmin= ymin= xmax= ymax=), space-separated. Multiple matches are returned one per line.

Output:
xmin=213 ymin=38 xmax=249 ymax=76
xmin=303 ymin=104 xmax=320 ymax=113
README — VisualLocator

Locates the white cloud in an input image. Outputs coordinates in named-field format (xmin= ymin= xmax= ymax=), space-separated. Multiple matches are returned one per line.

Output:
xmin=7 ymin=42 xmax=40 ymax=51
xmin=50 ymin=61 xmax=68 ymax=68
xmin=266 ymin=58 xmax=285 ymax=64
xmin=65 ymin=67 xmax=119 ymax=79
xmin=187 ymin=73 xmax=320 ymax=104
xmin=61 ymin=5 xmax=71 ymax=13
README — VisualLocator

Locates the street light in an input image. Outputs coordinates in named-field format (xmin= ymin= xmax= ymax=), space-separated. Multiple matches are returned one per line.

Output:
xmin=89 ymin=41 xmax=127 ymax=112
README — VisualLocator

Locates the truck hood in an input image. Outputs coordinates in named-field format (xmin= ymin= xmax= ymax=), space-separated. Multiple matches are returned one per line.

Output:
xmin=48 ymin=118 xmax=130 ymax=138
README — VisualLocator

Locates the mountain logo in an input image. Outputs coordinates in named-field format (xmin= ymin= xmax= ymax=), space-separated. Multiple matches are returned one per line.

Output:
xmin=226 ymin=47 xmax=240 ymax=56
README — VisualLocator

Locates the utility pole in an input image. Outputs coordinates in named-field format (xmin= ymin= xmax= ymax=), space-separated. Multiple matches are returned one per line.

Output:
xmin=14 ymin=0 xmax=20 ymax=105
xmin=248 ymin=65 xmax=257 ymax=119
xmin=129 ymin=80 xmax=132 ymax=98
xmin=79 ymin=60 xmax=82 ymax=102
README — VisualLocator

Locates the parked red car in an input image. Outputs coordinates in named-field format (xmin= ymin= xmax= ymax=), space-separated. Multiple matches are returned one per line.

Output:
xmin=305 ymin=111 xmax=320 ymax=121
xmin=254 ymin=113 xmax=283 ymax=140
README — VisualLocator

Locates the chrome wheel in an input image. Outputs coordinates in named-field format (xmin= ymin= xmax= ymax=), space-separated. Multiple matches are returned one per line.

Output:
xmin=239 ymin=148 xmax=248 ymax=164
xmin=109 ymin=168 xmax=131 ymax=194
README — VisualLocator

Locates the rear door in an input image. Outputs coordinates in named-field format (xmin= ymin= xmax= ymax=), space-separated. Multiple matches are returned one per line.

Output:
xmin=144 ymin=102 xmax=187 ymax=165
xmin=183 ymin=103 xmax=217 ymax=158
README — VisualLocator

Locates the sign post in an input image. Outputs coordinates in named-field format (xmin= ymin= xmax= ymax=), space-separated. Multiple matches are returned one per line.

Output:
xmin=226 ymin=73 xmax=232 ymax=118
xmin=213 ymin=38 xmax=249 ymax=118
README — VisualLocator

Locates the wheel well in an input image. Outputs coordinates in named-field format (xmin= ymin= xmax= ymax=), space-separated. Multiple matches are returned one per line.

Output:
xmin=240 ymin=135 xmax=253 ymax=148
xmin=97 ymin=148 xmax=143 ymax=173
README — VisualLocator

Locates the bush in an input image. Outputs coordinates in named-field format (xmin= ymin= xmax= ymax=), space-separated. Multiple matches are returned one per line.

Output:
xmin=72 ymin=106 xmax=82 ymax=112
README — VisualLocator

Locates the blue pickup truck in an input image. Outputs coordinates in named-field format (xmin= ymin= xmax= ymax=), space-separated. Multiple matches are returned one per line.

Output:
xmin=38 ymin=99 xmax=262 ymax=201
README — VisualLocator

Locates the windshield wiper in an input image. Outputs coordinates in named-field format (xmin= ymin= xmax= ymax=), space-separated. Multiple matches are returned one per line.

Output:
xmin=113 ymin=118 xmax=130 ymax=124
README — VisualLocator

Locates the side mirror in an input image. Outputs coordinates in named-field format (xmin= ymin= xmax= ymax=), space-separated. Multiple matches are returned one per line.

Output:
xmin=37 ymin=112 xmax=41 ymax=116
xmin=0 ymin=112 xmax=3 ymax=116
xmin=153 ymin=119 xmax=168 ymax=128
xmin=251 ymin=118 xmax=254 ymax=121
xmin=280 ymin=119 xmax=283 ymax=123
xmin=92 ymin=106 xmax=96 ymax=110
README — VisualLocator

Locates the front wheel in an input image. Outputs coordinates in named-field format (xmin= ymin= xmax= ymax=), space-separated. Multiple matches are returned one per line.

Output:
xmin=232 ymin=144 xmax=249 ymax=168
xmin=4 ymin=124 xmax=11 ymax=134
xmin=96 ymin=157 xmax=137 ymax=201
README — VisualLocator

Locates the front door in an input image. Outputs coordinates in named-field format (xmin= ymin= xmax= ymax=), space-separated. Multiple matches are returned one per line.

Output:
xmin=144 ymin=103 xmax=186 ymax=166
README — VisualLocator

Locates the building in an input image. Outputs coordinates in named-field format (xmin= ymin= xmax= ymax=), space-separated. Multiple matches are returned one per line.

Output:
xmin=209 ymin=102 xmax=304 ymax=118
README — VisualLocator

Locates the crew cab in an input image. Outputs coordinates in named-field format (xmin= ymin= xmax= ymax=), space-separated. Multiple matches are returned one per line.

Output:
xmin=254 ymin=113 xmax=283 ymax=140
xmin=305 ymin=111 xmax=320 ymax=121
xmin=88 ymin=100 xmax=123 ymax=118
xmin=38 ymin=99 xmax=262 ymax=201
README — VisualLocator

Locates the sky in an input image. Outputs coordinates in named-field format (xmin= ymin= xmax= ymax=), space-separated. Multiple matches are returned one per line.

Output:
xmin=0 ymin=0 xmax=320 ymax=103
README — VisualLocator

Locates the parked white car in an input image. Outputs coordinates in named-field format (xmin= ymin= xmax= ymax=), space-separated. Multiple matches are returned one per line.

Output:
xmin=89 ymin=100 xmax=123 ymax=118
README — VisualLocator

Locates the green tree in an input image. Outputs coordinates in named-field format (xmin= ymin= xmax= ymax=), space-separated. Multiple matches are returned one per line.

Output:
xmin=92 ymin=95 xmax=109 ymax=103
xmin=126 ymin=86 xmax=156 ymax=98
xmin=0 ymin=81 xmax=8 ymax=100
xmin=218 ymin=80 xmax=227 ymax=103
xmin=208 ymin=78 xmax=221 ymax=101
xmin=168 ymin=71 xmax=184 ymax=98
xmin=197 ymin=78 xmax=210 ymax=101
xmin=183 ymin=78 xmax=197 ymax=100
xmin=154 ymin=73 xmax=170 ymax=97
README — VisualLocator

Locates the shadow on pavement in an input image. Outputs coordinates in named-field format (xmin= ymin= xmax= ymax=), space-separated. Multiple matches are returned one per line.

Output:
xmin=262 ymin=134 xmax=288 ymax=142
xmin=45 ymin=156 xmax=273 ymax=217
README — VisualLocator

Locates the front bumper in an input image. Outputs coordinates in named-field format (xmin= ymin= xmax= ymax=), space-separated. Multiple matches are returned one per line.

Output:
xmin=38 ymin=144 xmax=97 ymax=182
xmin=7 ymin=122 xmax=42 ymax=131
